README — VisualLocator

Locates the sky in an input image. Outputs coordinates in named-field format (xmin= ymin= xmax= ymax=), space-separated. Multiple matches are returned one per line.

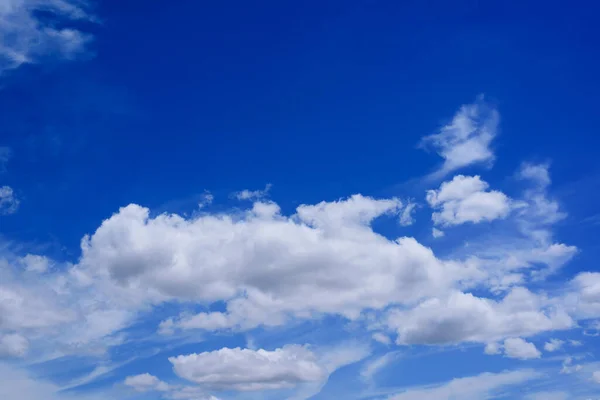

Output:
xmin=1 ymin=1 xmax=600 ymax=399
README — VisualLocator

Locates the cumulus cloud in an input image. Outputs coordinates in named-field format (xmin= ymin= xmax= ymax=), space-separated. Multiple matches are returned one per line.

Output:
xmin=566 ymin=272 xmax=600 ymax=319
xmin=0 ymin=114 xmax=589 ymax=400
xmin=420 ymin=97 xmax=499 ymax=178
xmin=19 ymin=254 xmax=52 ymax=273
xmin=388 ymin=288 xmax=573 ymax=345
xmin=484 ymin=342 xmax=501 ymax=355
xmin=432 ymin=227 xmax=445 ymax=238
xmin=426 ymin=175 xmax=512 ymax=227
xmin=388 ymin=369 xmax=540 ymax=400
xmin=0 ymin=333 xmax=28 ymax=358
xmin=170 ymin=346 xmax=326 ymax=391
xmin=0 ymin=275 xmax=74 ymax=331
xmin=0 ymin=186 xmax=19 ymax=215
xmin=0 ymin=0 xmax=95 ymax=73
xmin=234 ymin=183 xmax=272 ymax=200
xmin=169 ymin=344 xmax=367 ymax=391
xmin=124 ymin=373 xmax=169 ymax=392
xmin=502 ymin=338 xmax=541 ymax=360
xmin=544 ymin=338 xmax=564 ymax=352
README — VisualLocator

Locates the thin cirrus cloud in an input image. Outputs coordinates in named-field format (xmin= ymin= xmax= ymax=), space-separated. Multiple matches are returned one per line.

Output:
xmin=426 ymin=174 xmax=513 ymax=227
xmin=0 ymin=185 xmax=19 ymax=215
xmin=0 ymin=0 xmax=95 ymax=73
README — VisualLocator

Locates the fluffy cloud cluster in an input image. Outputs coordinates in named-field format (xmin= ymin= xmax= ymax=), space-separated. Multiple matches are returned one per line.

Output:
xmin=0 ymin=333 xmax=28 ymax=358
xmin=502 ymin=338 xmax=541 ymax=360
xmin=388 ymin=288 xmax=572 ymax=345
xmin=170 ymin=346 xmax=327 ymax=391
xmin=234 ymin=183 xmax=272 ymax=200
xmin=426 ymin=175 xmax=512 ymax=226
xmin=0 ymin=0 xmax=94 ymax=73
xmin=125 ymin=344 xmax=367 ymax=399
xmin=0 ymin=98 xmax=594 ymax=399
xmin=75 ymin=194 xmax=475 ymax=333
xmin=124 ymin=373 xmax=169 ymax=392
xmin=544 ymin=338 xmax=564 ymax=352
xmin=0 ymin=163 xmax=584 ymax=366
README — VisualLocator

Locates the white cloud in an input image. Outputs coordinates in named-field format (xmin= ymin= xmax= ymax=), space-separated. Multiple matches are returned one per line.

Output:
xmin=544 ymin=338 xmax=564 ymax=352
xmin=388 ymin=288 xmax=573 ymax=345
xmin=427 ymin=175 xmax=512 ymax=227
xmin=234 ymin=183 xmax=272 ymax=200
xmin=560 ymin=356 xmax=583 ymax=374
xmin=0 ymin=333 xmax=28 ymax=358
xmin=387 ymin=369 xmax=540 ymax=400
xmin=20 ymin=254 xmax=52 ymax=273
xmin=592 ymin=370 xmax=600 ymax=384
xmin=0 ymin=254 xmax=134 ymax=359
xmin=124 ymin=373 xmax=169 ymax=392
xmin=0 ymin=186 xmax=19 ymax=215
xmin=432 ymin=227 xmax=445 ymax=238
xmin=372 ymin=332 xmax=392 ymax=345
xmin=0 ymin=0 xmax=95 ymax=73
xmin=566 ymin=272 xmax=600 ymax=319
xmin=420 ymin=97 xmax=499 ymax=178
xmin=0 ymin=275 xmax=74 ymax=331
xmin=170 ymin=345 xmax=326 ymax=391
xmin=169 ymin=344 xmax=367 ymax=391
xmin=360 ymin=351 xmax=399 ymax=382
xmin=502 ymin=337 xmax=541 ymax=360
xmin=76 ymin=194 xmax=477 ymax=332
xmin=399 ymin=202 xmax=416 ymax=226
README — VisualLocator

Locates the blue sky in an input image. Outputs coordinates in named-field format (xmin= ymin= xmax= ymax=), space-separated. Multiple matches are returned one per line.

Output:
xmin=1 ymin=1 xmax=600 ymax=399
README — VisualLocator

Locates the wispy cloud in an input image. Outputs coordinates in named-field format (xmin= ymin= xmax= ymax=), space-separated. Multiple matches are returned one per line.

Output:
xmin=233 ymin=183 xmax=272 ymax=201
xmin=0 ymin=0 xmax=96 ymax=73
xmin=387 ymin=369 xmax=541 ymax=400
xmin=0 ymin=185 xmax=19 ymax=214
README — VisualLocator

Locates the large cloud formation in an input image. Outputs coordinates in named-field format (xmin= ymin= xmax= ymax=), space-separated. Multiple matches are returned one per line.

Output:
xmin=0 ymin=99 xmax=595 ymax=399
